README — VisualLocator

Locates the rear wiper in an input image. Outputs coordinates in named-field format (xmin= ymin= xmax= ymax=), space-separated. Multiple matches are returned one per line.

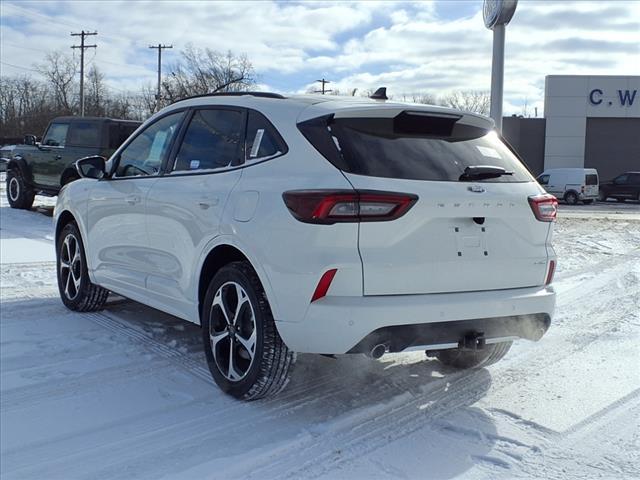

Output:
xmin=459 ymin=165 xmax=514 ymax=181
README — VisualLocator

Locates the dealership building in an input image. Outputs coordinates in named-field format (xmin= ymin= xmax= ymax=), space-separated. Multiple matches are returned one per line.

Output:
xmin=503 ymin=75 xmax=640 ymax=180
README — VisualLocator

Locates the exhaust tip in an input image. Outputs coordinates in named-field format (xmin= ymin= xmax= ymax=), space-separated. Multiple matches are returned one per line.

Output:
xmin=368 ymin=344 xmax=387 ymax=359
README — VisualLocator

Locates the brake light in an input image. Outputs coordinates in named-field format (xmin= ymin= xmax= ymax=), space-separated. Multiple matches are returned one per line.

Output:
xmin=283 ymin=190 xmax=417 ymax=224
xmin=528 ymin=194 xmax=558 ymax=222
xmin=311 ymin=269 xmax=338 ymax=302
xmin=545 ymin=260 xmax=556 ymax=285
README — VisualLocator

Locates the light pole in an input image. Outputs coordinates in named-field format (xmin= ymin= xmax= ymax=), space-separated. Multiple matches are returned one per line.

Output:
xmin=483 ymin=0 xmax=518 ymax=132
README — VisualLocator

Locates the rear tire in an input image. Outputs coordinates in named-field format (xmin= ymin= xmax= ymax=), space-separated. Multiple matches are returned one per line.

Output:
xmin=615 ymin=198 xmax=626 ymax=203
xmin=201 ymin=261 xmax=295 ymax=400
xmin=564 ymin=191 xmax=578 ymax=205
xmin=56 ymin=222 xmax=109 ymax=311
xmin=6 ymin=168 xmax=35 ymax=210
xmin=598 ymin=190 xmax=607 ymax=202
xmin=432 ymin=342 xmax=512 ymax=369
xmin=583 ymin=199 xmax=594 ymax=205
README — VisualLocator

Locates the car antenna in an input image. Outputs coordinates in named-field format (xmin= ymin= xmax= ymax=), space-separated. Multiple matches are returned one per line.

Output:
xmin=370 ymin=87 xmax=388 ymax=100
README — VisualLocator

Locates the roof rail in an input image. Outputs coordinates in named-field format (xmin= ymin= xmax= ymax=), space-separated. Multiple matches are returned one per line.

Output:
xmin=171 ymin=91 xmax=286 ymax=104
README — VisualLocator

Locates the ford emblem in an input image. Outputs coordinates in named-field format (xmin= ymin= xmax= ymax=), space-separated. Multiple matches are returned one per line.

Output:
xmin=468 ymin=185 xmax=486 ymax=193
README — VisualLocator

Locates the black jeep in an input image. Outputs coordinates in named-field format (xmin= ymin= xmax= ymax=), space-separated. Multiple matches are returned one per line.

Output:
xmin=6 ymin=116 xmax=140 ymax=209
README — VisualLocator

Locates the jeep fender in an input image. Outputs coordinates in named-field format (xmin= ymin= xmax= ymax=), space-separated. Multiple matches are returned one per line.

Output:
xmin=7 ymin=157 xmax=33 ymax=185
xmin=60 ymin=166 xmax=80 ymax=187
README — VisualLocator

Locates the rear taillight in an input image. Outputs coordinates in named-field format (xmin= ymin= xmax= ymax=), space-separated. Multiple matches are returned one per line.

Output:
xmin=283 ymin=190 xmax=418 ymax=224
xmin=545 ymin=260 xmax=556 ymax=285
xmin=528 ymin=194 xmax=558 ymax=222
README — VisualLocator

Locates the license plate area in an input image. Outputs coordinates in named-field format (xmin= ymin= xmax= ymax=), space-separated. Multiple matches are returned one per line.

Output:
xmin=454 ymin=222 xmax=489 ymax=259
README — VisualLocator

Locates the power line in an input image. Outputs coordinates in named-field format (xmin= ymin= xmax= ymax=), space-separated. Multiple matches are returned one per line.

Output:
xmin=149 ymin=44 xmax=172 ymax=112
xmin=0 ymin=61 xmax=39 ymax=72
xmin=71 ymin=30 xmax=97 ymax=117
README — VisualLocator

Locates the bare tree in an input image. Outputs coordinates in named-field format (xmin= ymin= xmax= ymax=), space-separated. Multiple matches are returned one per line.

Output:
xmin=161 ymin=44 xmax=256 ymax=104
xmin=398 ymin=93 xmax=437 ymax=104
xmin=85 ymin=65 xmax=107 ymax=116
xmin=36 ymin=51 xmax=79 ymax=114
xmin=440 ymin=90 xmax=490 ymax=115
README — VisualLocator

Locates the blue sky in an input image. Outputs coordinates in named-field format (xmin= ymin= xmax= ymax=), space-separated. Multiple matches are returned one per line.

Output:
xmin=1 ymin=1 xmax=638 ymax=115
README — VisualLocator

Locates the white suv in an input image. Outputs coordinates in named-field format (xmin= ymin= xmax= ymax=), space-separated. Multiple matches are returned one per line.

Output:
xmin=54 ymin=92 xmax=557 ymax=399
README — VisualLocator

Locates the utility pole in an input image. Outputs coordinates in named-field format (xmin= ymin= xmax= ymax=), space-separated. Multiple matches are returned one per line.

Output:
xmin=149 ymin=44 xmax=173 ymax=112
xmin=314 ymin=78 xmax=332 ymax=95
xmin=71 ymin=30 xmax=97 ymax=117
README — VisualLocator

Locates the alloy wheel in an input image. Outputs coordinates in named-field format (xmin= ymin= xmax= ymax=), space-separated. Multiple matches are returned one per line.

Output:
xmin=208 ymin=281 xmax=257 ymax=382
xmin=8 ymin=176 xmax=20 ymax=202
xmin=59 ymin=234 xmax=82 ymax=300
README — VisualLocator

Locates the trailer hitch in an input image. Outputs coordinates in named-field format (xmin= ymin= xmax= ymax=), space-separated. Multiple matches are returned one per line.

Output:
xmin=459 ymin=332 xmax=486 ymax=351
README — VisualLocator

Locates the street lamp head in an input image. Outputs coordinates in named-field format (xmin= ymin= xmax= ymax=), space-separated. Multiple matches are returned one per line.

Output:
xmin=483 ymin=0 xmax=518 ymax=29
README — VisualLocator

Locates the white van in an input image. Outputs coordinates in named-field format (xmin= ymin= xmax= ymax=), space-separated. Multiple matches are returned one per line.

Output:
xmin=536 ymin=168 xmax=599 ymax=204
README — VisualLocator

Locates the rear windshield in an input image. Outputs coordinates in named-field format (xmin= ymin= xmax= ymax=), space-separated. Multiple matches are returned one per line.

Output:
xmin=299 ymin=113 xmax=532 ymax=182
xmin=585 ymin=174 xmax=598 ymax=185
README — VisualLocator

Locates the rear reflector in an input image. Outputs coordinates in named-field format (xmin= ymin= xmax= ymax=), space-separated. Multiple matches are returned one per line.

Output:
xmin=311 ymin=269 xmax=338 ymax=303
xmin=545 ymin=260 xmax=556 ymax=285
xmin=528 ymin=194 xmax=558 ymax=222
xmin=283 ymin=190 xmax=417 ymax=224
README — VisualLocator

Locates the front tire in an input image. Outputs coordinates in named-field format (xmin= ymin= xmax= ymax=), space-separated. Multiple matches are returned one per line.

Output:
xmin=56 ymin=222 xmax=109 ymax=311
xmin=432 ymin=342 xmax=512 ymax=369
xmin=202 ymin=261 xmax=295 ymax=400
xmin=6 ymin=168 xmax=35 ymax=210
xmin=598 ymin=190 xmax=608 ymax=202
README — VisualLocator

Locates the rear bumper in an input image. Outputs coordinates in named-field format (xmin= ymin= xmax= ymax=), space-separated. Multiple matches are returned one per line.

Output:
xmin=275 ymin=285 xmax=555 ymax=354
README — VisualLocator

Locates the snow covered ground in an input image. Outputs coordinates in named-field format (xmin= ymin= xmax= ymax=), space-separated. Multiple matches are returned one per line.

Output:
xmin=1 ymin=177 xmax=639 ymax=480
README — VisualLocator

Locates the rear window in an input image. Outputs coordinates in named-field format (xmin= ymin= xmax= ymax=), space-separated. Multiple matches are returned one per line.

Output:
xmin=245 ymin=110 xmax=287 ymax=161
xmin=68 ymin=121 xmax=100 ymax=147
xmin=585 ymin=174 xmax=598 ymax=185
xmin=299 ymin=113 xmax=532 ymax=182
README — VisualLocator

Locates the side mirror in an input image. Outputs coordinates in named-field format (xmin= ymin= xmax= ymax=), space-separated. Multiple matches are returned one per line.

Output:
xmin=75 ymin=155 xmax=106 ymax=179
xmin=23 ymin=134 xmax=37 ymax=146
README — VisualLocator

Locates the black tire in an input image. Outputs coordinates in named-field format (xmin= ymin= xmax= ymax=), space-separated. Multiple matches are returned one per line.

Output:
xmin=6 ymin=168 xmax=35 ymax=210
xmin=433 ymin=342 xmax=512 ymax=369
xmin=615 ymin=197 xmax=626 ymax=203
xmin=56 ymin=222 xmax=109 ymax=311
xmin=201 ymin=261 xmax=295 ymax=400
xmin=598 ymin=190 xmax=608 ymax=202
xmin=564 ymin=191 xmax=578 ymax=205
xmin=583 ymin=199 xmax=594 ymax=205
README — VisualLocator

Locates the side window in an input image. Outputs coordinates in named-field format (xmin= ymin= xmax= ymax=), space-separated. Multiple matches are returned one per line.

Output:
xmin=537 ymin=174 xmax=550 ymax=185
xmin=108 ymin=123 xmax=139 ymax=150
xmin=115 ymin=112 xmax=183 ymax=178
xmin=614 ymin=174 xmax=629 ymax=185
xmin=245 ymin=110 xmax=286 ymax=162
xmin=42 ymin=123 xmax=69 ymax=147
xmin=629 ymin=173 xmax=640 ymax=184
xmin=68 ymin=121 xmax=100 ymax=147
xmin=173 ymin=109 xmax=244 ymax=172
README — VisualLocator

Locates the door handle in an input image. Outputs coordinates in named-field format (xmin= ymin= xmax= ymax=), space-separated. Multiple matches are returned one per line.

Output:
xmin=125 ymin=195 xmax=141 ymax=205
xmin=55 ymin=155 xmax=62 ymax=160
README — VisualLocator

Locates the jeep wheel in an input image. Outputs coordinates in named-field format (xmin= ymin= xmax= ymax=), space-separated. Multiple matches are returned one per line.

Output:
xmin=598 ymin=190 xmax=607 ymax=202
xmin=57 ymin=222 xmax=109 ymax=311
xmin=6 ymin=169 xmax=35 ymax=210
xmin=564 ymin=191 xmax=578 ymax=205
xmin=202 ymin=261 xmax=295 ymax=400
xmin=430 ymin=342 xmax=512 ymax=369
